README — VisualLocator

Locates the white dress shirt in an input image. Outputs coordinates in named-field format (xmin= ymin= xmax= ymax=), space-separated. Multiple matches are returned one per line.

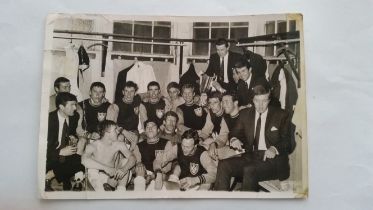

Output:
xmin=254 ymin=109 xmax=268 ymax=151
xmin=245 ymin=73 xmax=252 ymax=89
xmin=220 ymin=53 xmax=229 ymax=83
xmin=57 ymin=111 xmax=69 ymax=149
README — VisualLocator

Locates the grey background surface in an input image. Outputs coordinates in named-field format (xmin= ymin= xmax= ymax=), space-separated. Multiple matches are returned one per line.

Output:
xmin=0 ymin=0 xmax=372 ymax=209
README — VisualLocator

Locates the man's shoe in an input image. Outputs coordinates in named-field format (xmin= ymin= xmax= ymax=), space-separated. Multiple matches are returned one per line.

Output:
xmin=103 ymin=183 xmax=116 ymax=191
xmin=45 ymin=179 xmax=54 ymax=191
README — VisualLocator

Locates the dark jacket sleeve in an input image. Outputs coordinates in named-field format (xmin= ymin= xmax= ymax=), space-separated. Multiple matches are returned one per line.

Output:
xmin=273 ymin=110 xmax=291 ymax=155
xmin=46 ymin=113 xmax=60 ymax=168
xmin=205 ymin=54 xmax=216 ymax=77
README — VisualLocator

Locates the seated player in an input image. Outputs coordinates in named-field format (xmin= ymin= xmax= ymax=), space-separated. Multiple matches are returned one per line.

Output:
xmin=176 ymin=84 xmax=207 ymax=135
xmin=82 ymin=120 xmax=136 ymax=191
xmin=132 ymin=119 xmax=169 ymax=190
xmin=159 ymin=111 xmax=182 ymax=145
xmin=164 ymin=82 xmax=185 ymax=112
xmin=214 ymin=84 xmax=291 ymax=191
xmin=207 ymin=91 xmax=245 ymax=160
xmin=45 ymin=92 xmax=86 ymax=191
xmin=199 ymin=91 xmax=228 ymax=149
xmin=76 ymin=82 xmax=111 ymax=140
xmin=157 ymin=129 xmax=217 ymax=191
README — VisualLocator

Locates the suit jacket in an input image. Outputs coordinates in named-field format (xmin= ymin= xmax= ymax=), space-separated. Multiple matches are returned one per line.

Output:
xmin=236 ymin=76 xmax=268 ymax=107
xmin=46 ymin=110 xmax=79 ymax=170
xmin=230 ymin=106 xmax=291 ymax=180
xmin=205 ymin=51 xmax=243 ymax=91
xmin=244 ymin=50 xmax=267 ymax=78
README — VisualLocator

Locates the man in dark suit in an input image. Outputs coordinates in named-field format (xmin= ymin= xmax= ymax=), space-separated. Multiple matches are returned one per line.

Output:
xmin=214 ymin=84 xmax=291 ymax=191
xmin=45 ymin=92 xmax=85 ymax=191
xmin=234 ymin=57 xmax=269 ymax=109
xmin=205 ymin=38 xmax=243 ymax=93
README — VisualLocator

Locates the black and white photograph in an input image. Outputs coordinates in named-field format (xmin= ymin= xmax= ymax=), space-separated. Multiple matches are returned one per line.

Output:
xmin=38 ymin=13 xmax=308 ymax=199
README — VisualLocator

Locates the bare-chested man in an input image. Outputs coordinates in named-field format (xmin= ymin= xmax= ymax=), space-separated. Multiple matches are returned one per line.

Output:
xmin=82 ymin=120 xmax=136 ymax=191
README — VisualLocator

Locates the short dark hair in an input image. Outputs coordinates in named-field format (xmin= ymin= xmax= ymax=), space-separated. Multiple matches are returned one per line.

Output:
xmin=144 ymin=119 xmax=159 ymax=129
xmin=98 ymin=120 xmax=117 ymax=138
xmin=55 ymin=92 xmax=77 ymax=108
xmin=163 ymin=111 xmax=179 ymax=123
xmin=54 ymin=77 xmax=70 ymax=90
xmin=123 ymin=81 xmax=139 ymax=92
xmin=215 ymin=38 xmax=229 ymax=47
xmin=167 ymin=82 xmax=180 ymax=92
xmin=252 ymin=83 xmax=271 ymax=96
xmin=147 ymin=81 xmax=160 ymax=90
xmin=181 ymin=83 xmax=195 ymax=94
xmin=181 ymin=129 xmax=200 ymax=145
xmin=223 ymin=91 xmax=239 ymax=102
xmin=90 ymin=82 xmax=106 ymax=92
xmin=234 ymin=57 xmax=250 ymax=69
xmin=207 ymin=91 xmax=223 ymax=101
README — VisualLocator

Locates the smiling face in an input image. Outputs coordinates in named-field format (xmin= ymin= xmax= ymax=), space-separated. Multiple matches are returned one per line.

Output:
xmin=182 ymin=87 xmax=195 ymax=104
xmin=123 ymin=86 xmax=136 ymax=102
xmin=164 ymin=115 xmax=177 ymax=133
xmin=148 ymin=85 xmax=160 ymax=101
xmin=90 ymin=86 xmax=105 ymax=104
xmin=168 ymin=87 xmax=180 ymax=101
xmin=208 ymin=97 xmax=222 ymax=114
xmin=145 ymin=122 xmax=159 ymax=139
xmin=235 ymin=66 xmax=251 ymax=81
xmin=216 ymin=44 xmax=229 ymax=58
xmin=181 ymin=138 xmax=196 ymax=156
xmin=253 ymin=93 xmax=270 ymax=114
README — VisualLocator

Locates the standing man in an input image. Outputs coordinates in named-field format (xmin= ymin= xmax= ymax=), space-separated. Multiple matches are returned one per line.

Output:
xmin=214 ymin=85 xmax=291 ymax=191
xmin=49 ymin=77 xmax=71 ymax=112
xmin=205 ymin=38 xmax=243 ymax=93
xmin=45 ymin=92 xmax=85 ymax=191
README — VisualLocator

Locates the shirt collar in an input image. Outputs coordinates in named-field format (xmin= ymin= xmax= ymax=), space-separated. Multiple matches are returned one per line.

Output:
xmin=57 ymin=110 xmax=69 ymax=125
xmin=255 ymin=108 xmax=268 ymax=119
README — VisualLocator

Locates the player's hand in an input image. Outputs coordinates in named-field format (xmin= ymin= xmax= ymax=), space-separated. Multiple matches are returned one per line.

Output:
xmin=263 ymin=146 xmax=277 ymax=161
xmin=180 ymin=177 xmax=197 ymax=190
xmin=114 ymin=169 xmax=127 ymax=180
xmin=208 ymin=142 xmax=218 ymax=160
xmin=194 ymin=107 xmax=203 ymax=117
xmin=135 ymin=163 xmax=146 ymax=177
xmin=229 ymin=138 xmax=243 ymax=151
xmin=59 ymin=146 xmax=77 ymax=156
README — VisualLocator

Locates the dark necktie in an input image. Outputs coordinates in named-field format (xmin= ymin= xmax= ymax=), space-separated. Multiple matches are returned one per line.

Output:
xmin=254 ymin=113 xmax=261 ymax=151
xmin=219 ymin=58 xmax=224 ymax=82
xmin=60 ymin=119 xmax=69 ymax=148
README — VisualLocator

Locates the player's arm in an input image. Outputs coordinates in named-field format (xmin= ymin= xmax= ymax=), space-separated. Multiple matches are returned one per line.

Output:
xmin=198 ymin=151 xmax=218 ymax=184
xmin=81 ymin=144 xmax=113 ymax=173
